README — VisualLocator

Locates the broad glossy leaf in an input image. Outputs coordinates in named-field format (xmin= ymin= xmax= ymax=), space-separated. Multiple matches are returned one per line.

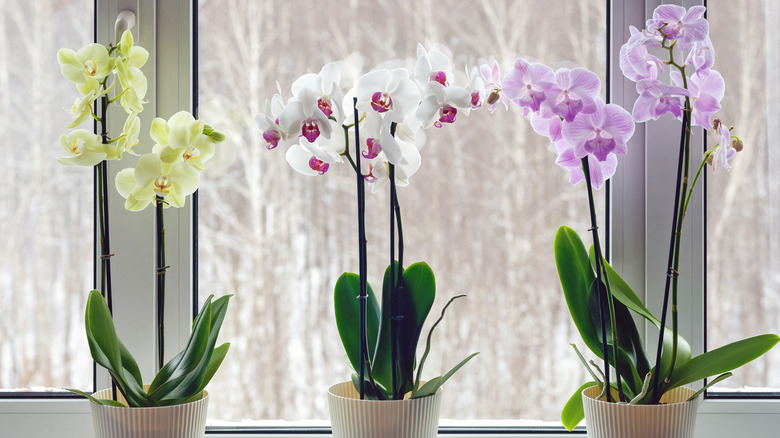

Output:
xmin=334 ymin=272 xmax=380 ymax=375
xmin=587 ymin=281 xmax=645 ymax=392
xmin=668 ymin=334 xmax=779 ymax=389
xmin=561 ymin=381 xmax=598 ymax=431
xmin=351 ymin=373 xmax=389 ymax=400
xmin=554 ymin=227 xmax=600 ymax=357
xmin=85 ymin=290 xmax=124 ymax=380
xmin=587 ymin=249 xmax=692 ymax=388
xmin=153 ymin=295 xmax=231 ymax=405
xmin=373 ymin=261 xmax=436 ymax=397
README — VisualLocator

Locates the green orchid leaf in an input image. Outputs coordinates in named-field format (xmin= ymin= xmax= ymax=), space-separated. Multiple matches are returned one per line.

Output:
xmin=85 ymin=290 xmax=150 ymax=407
xmin=351 ymin=373 xmax=389 ymax=400
xmin=397 ymin=262 xmax=436 ymax=393
xmin=587 ymin=280 xmax=645 ymax=393
xmin=586 ymin=247 xmax=692 ymax=390
xmin=554 ymin=227 xmax=601 ymax=358
xmin=685 ymin=372 xmax=732 ymax=402
xmin=85 ymin=290 xmax=124 ymax=382
xmin=561 ymin=381 xmax=599 ymax=431
xmin=193 ymin=342 xmax=230 ymax=396
xmin=411 ymin=352 xmax=479 ymax=399
xmin=147 ymin=297 xmax=213 ymax=399
xmin=667 ymin=334 xmax=779 ymax=390
xmin=334 ymin=272 xmax=380 ymax=375
xmin=372 ymin=261 xmax=436 ymax=398
xmin=153 ymin=295 xmax=231 ymax=405
xmin=67 ymin=388 xmax=127 ymax=407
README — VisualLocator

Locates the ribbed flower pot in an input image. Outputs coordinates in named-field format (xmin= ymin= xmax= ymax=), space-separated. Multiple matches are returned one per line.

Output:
xmin=582 ymin=385 xmax=700 ymax=438
xmin=88 ymin=387 xmax=209 ymax=438
xmin=328 ymin=381 xmax=442 ymax=438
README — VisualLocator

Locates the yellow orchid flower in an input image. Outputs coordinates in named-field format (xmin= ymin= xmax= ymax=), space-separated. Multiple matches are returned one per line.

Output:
xmin=57 ymin=129 xmax=107 ymax=167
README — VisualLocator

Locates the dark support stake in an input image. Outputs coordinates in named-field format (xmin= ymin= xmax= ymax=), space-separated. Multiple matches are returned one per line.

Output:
xmin=353 ymin=98 xmax=368 ymax=400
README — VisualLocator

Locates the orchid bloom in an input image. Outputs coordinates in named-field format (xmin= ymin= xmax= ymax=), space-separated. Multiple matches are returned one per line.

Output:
xmin=416 ymin=81 xmax=472 ymax=128
xmin=57 ymin=43 xmax=112 ymax=94
xmin=546 ymin=67 xmax=601 ymax=122
xmin=115 ymin=152 xmax=201 ymax=211
xmin=528 ymin=107 xmax=563 ymax=143
xmin=632 ymin=79 xmax=690 ymax=122
xmin=710 ymin=119 xmax=737 ymax=171
xmin=479 ymin=60 xmax=509 ymax=112
xmin=58 ymin=129 xmax=107 ymax=167
xmin=646 ymin=4 xmax=708 ymax=49
xmin=291 ymin=62 xmax=345 ymax=122
xmin=284 ymin=137 xmax=345 ymax=176
xmin=256 ymin=88 xmax=293 ymax=150
xmin=278 ymin=86 xmax=333 ymax=143
xmin=562 ymin=97 xmax=635 ymax=162
xmin=413 ymin=43 xmax=454 ymax=92
xmin=554 ymin=138 xmax=618 ymax=190
xmin=67 ymin=85 xmax=110 ymax=129
xmin=355 ymin=68 xmax=420 ymax=123
xmin=670 ymin=69 xmax=724 ymax=130
xmin=114 ymin=30 xmax=149 ymax=115
xmin=117 ymin=113 xmax=141 ymax=156
xmin=620 ymin=26 xmax=664 ymax=83
xmin=686 ymin=35 xmax=715 ymax=74
xmin=466 ymin=66 xmax=486 ymax=111
xmin=363 ymin=138 xmax=422 ymax=192
xmin=150 ymin=111 xmax=206 ymax=163
xmin=501 ymin=58 xmax=556 ymax=115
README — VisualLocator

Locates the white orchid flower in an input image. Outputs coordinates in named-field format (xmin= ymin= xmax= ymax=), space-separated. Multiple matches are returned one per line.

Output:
xmin=58 ymin=129 xmax=106 ymax=167
xmin=115 ymin=152 xmax=201 ymax=211
xmin=415 ymin=81 xmax=472 ymax=128
xmin=363 ymin=139 xmax=422 ymax=192
xmin=291 ymin=62 xmax=345 ymax=122
xmin=256 ymin=87 xmax=295 ymax=150
xmin=284 ymin=136 xmax=344 ymax=176
xmin=414 ymin=43 xmax=454 ymax=92
xmin=355 ymin=68 xmax=420 ymax=124
xmin=278 ymin=86 xmax=333 ymax=143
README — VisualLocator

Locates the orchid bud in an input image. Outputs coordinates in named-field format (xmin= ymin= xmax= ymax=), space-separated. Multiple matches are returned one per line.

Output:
xmin=731 ymin=138 xmax=743 ymax=152
xmin=486 ymin=90 xmax=500 ymax=106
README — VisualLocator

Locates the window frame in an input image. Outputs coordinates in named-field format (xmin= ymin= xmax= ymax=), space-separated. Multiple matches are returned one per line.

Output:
xmin=0 ymin=0 xmax=778 ymax=436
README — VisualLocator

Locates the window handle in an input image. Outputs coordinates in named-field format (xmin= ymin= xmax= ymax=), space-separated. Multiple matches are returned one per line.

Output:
xmin=115 ymin=10 xmax=136 ymax=42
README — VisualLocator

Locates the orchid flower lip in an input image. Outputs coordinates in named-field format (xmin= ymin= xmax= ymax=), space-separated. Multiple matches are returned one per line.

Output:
xmin=370 ymin=91 xmax=392 ymax=113
xmin=263 ymin=129 xmax=281 ymax=150
xmin=308 ymin=156 xmax=329 ymax=174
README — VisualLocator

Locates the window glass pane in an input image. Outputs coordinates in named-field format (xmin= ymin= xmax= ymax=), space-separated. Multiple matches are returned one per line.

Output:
xmin=197 ymin=0 xmax=605 ymax=424
xmin=706 ymin=0 xmax=780 ymax=392
xmin=0 ymin=1 xmax=93 ymax=392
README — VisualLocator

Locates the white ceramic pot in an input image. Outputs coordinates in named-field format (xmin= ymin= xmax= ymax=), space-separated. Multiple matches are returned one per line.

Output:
xmin=328 ymin=381 xmax=442 ymax=438
xmin=582 ymin=385 xmax=700 ymax=438
xmin=88 ymin=387 xmax=209 ymax=438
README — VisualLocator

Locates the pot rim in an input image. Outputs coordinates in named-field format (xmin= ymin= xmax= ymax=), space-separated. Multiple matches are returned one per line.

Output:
xmin=582 ymin=385 xmax=699 ymax=407
xmin=327 ymin=381 xmax=441 ymax=403
xmin=90 ymin=387 xmax=209 ymax=410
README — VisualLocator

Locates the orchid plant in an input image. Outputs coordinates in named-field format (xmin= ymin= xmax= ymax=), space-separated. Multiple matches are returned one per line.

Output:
xmin=489 ymin=3 xmax=778 ymax=430
xmin=260 ymin=43 xmax=480 ymax=400
xmin=57 ymin=31 xmax=230 ymax=407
